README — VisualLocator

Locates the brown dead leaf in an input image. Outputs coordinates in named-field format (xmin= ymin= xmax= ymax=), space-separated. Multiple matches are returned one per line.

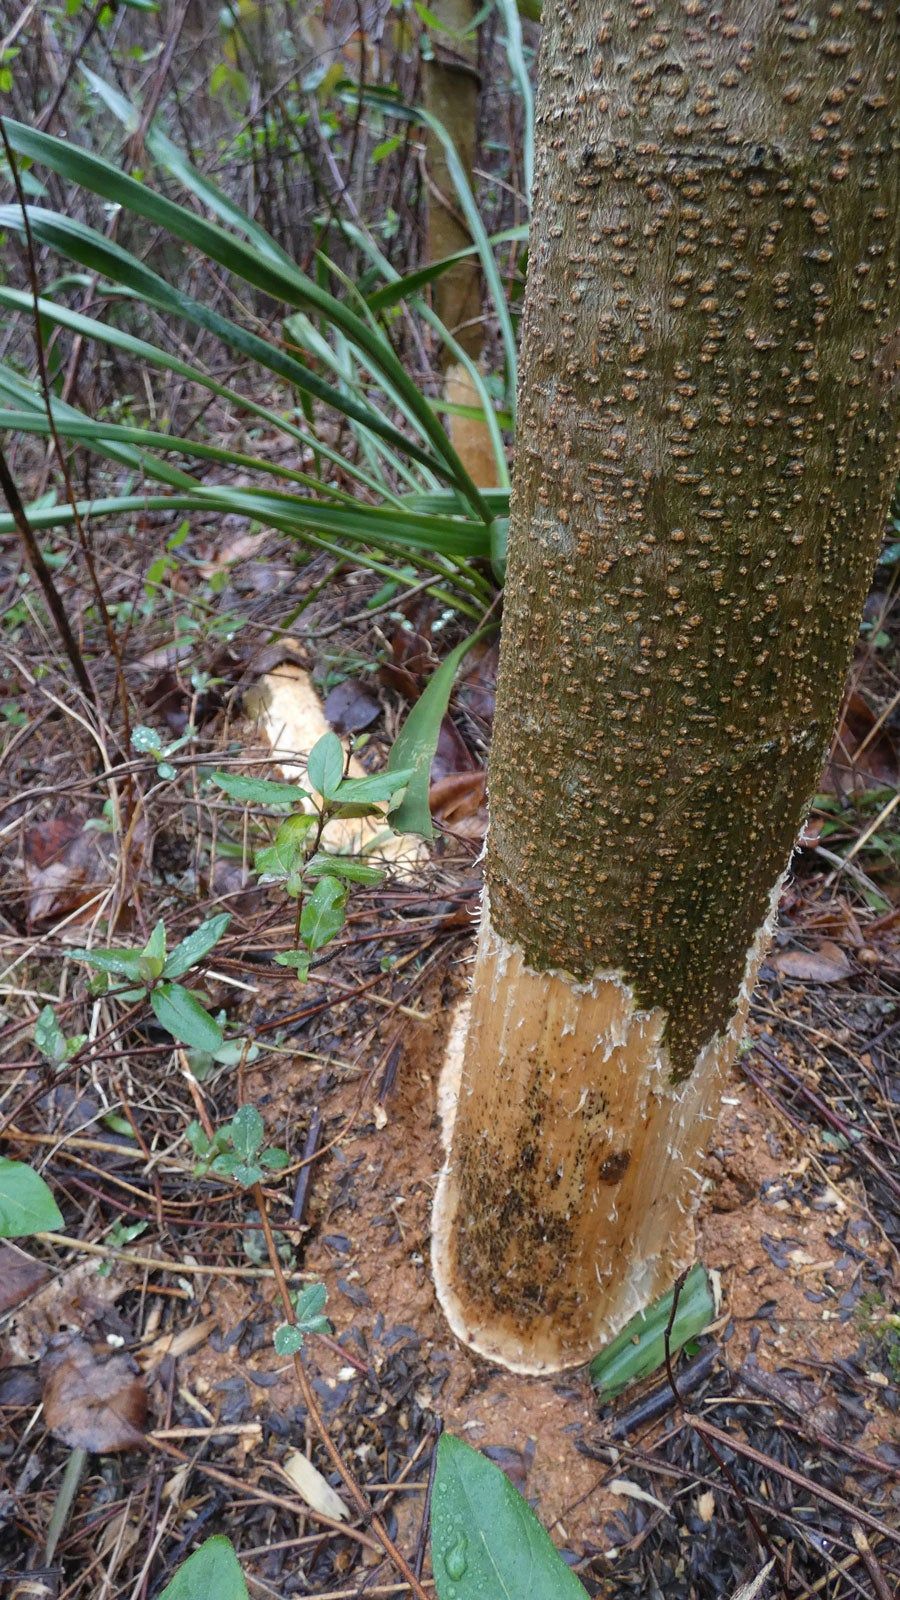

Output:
xmin=24 ymin=815 xmax=110 ymax=926
xmin=824 ymin=689 xmax=899 ymax=790
xmin=281 ymin=1449 xmax=350 ymax=1522
xmin=324 ymin=677 xmax=381 ymax=734
xmin=41 ymin=1334 xmax=147 ymax=1451
xmin=429 ymin=772 xmax=487 ymax=840
xmin=769 ymin=940 xmax=852 ymax=984
xmin=432 ymin=715 xmax=478 ymax=782
xmin=0 ymin=1242 xmax=50 ymax=1317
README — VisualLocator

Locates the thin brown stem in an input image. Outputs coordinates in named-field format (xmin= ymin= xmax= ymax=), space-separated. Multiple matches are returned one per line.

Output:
xmin=0 ymin=444 xmax=95 ymax=704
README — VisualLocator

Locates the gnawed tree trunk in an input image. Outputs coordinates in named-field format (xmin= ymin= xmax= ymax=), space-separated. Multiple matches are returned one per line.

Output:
xmin=433 ymin=0 xmax=899 ymax=1373
xmin=424 ymin=0 xmax=499 ymax=486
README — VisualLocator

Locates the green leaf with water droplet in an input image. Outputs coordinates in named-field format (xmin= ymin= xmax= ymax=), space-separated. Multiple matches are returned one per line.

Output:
xmin=431 ymin=1434 xmax=588 ymax=1599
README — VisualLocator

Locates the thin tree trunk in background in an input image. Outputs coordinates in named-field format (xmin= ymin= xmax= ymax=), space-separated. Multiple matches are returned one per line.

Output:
xmin=424 ymin=0 xmax=498 ymax=486
xmin=433 ymin=0 xmax=899 ymax=1373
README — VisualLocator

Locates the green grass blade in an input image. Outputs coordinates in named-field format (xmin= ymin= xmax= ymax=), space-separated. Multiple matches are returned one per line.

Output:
xmin=387 ymin=629 xmax=490 ymax=837
xmin=0 ymin=119 xmax=491 ymax=519
xmin=79 ymin=64 xmax=295 ymax=269
xmin=589 ymin=1263 xmax=716 ymax=1402
xmin=345 ymin=90 xmax=519 ymax=413
xmin=0 ymin=205 xmax=444 ymax=476
xmin=0 ymin=285 xmax=406 ymax=506
xmin=496 ymin=0 xmax=535 ymax=200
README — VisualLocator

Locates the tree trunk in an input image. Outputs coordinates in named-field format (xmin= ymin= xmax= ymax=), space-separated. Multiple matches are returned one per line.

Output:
xmin=424 ymin=0 xmax=499 ymax=487
xmin=433 ymin=0 xmax=899 ymax=1374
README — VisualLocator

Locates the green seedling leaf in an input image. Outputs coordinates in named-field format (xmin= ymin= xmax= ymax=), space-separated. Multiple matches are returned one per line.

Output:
xmin=589 ymin=1263 xmax=716 ymax=1401
xmin=388 ymin=630 xmax=487 ymax=837
xmin=431 ymin=1433 xmax=588 ymax=1599
xmin=210 ymin=1154 xmax=261 ymax=1189
xmin=259 ymin=1147 xmax=290 ymax=1171
xmin=228 ymin=1105 xmax=264 ymax=1161
xmin=157 ymin=1535 xmax=249 ymax=1600
xmin=139 ymin=919 xmax=167 ymax=982
xmin=300 ymin=875 xmax=347 ymax=951
xmin=274 ymin=949 xmax=312 ymax=980
xmin=164 ymin=913 xmax=231 ymax=980
xmin=0 ymin=1157 xmax=63 ymax=1238
xmin=131 ymin=723 xmax=163 ymax=758
xmin=71 ymin=945 xmax=145 ymax=981
xmin=294 ymin=1281 xmax=330 ymax=1335
xmin=307 ymin=731 xmax=345 ymax=800
xmin=211 ymin=771 xmax=308 ymax=807
xmin=255 ymin=813 xmax=316 ymax=882
xmin=304 ymin=853 xmax=385 ymax=886
xmin=150 ymin=983 xmax=223 ymax=1053
xmin=274 ymin=1324 xmax=305 ymax=1356
xmin=332 ymin=768 xmax=414 ymax=807
xmin=34 ymin=1005 xmax=67 ymax=1066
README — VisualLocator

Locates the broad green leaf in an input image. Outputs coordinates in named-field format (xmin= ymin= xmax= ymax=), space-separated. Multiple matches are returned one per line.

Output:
xmin=300 ymin=876 xmax=347 ymax=951
xmin=34 ymin=1005 xmax=67 ymax=1067
xmin=229 ymin=1105 xmax=264 ymax=1161
xmin=150 ymin=984 xmax=223 ymax=1052
xmin=332 ymin=767 xmax=414 ymax=806
xmin=70 ymin=946 xmax=145 ymax=981
xmin=164 ymin=914 xmax=231 ymax=980
xmin=304 ymin=854 xmax=384 ymax=886
xmin=307 ymin=733 xmax=345 ymax=801
xmin=0 ymin=1158 xmax=63 ymax=1238
xmin=589 ymin=1263 xmax=716 ymax=1401
xmin=388 ymin=631 xmax=488 ymax=837
xmin=211 ymin=771 xmax=308 ymax=807
xmin=431 ymin=1434 xmax=588 ymax=1599
xmin=157 ymin=1535 xmax=248 ymax=1600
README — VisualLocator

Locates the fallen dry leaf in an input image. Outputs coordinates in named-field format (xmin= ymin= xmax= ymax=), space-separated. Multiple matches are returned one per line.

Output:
xmin=281 ymin=1449 xmax=350 ymax=1522
xmin=823 ymin=689 xmax=899 ymax=790
xmin=769 ymin=940 xmax=851 ymax=984
xmin=24 ymin=815 xmax=110 ymax=926
xmin=0 ymin=1242 xmax=50 ymax=1317
xmin=41 ymin=1334 xmax=147 ymax=1451
xmin=324 ymin=677 xmax=380 ymax=734
xmin=429 ymin=772 xmax=487 ymax=840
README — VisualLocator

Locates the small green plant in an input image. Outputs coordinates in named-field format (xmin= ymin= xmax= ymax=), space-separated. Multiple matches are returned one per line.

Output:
xmin=34 ymin=1005 xmax=86 ymax=1067
xmin=185 ymin=1104 xmax=289 ymax=1190
xmin=71 ymin=912 xmax=232 ymax=1054
xmin=131 ymin=722 xmax=193 ymax=781
xmin=273 ymin=1282 xmax=332 ymax=1357
xmin=212 ymin=732 xmax=413 ymax=980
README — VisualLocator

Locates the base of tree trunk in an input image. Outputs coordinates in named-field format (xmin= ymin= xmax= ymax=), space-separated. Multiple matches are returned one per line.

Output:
xmin=432 ymin=891 xmax=782 ymax=1373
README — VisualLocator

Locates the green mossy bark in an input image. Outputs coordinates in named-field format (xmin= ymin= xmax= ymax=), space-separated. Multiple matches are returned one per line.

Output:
xmin=424 ymin=0 xmax=483 ymax=362
xmin=486 ymin=0 xmax=899 ymax=1081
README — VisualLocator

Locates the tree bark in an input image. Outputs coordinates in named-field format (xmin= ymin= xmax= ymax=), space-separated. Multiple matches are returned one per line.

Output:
xmin=423 ymin=0 xmax=499 ymax=487
xmin=433 ymin=0 xmax=899 ymax=1373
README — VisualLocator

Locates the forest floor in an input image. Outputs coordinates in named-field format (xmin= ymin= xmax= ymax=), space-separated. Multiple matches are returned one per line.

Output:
xmin=1 ymin=515 xmax=899 ymax=1600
